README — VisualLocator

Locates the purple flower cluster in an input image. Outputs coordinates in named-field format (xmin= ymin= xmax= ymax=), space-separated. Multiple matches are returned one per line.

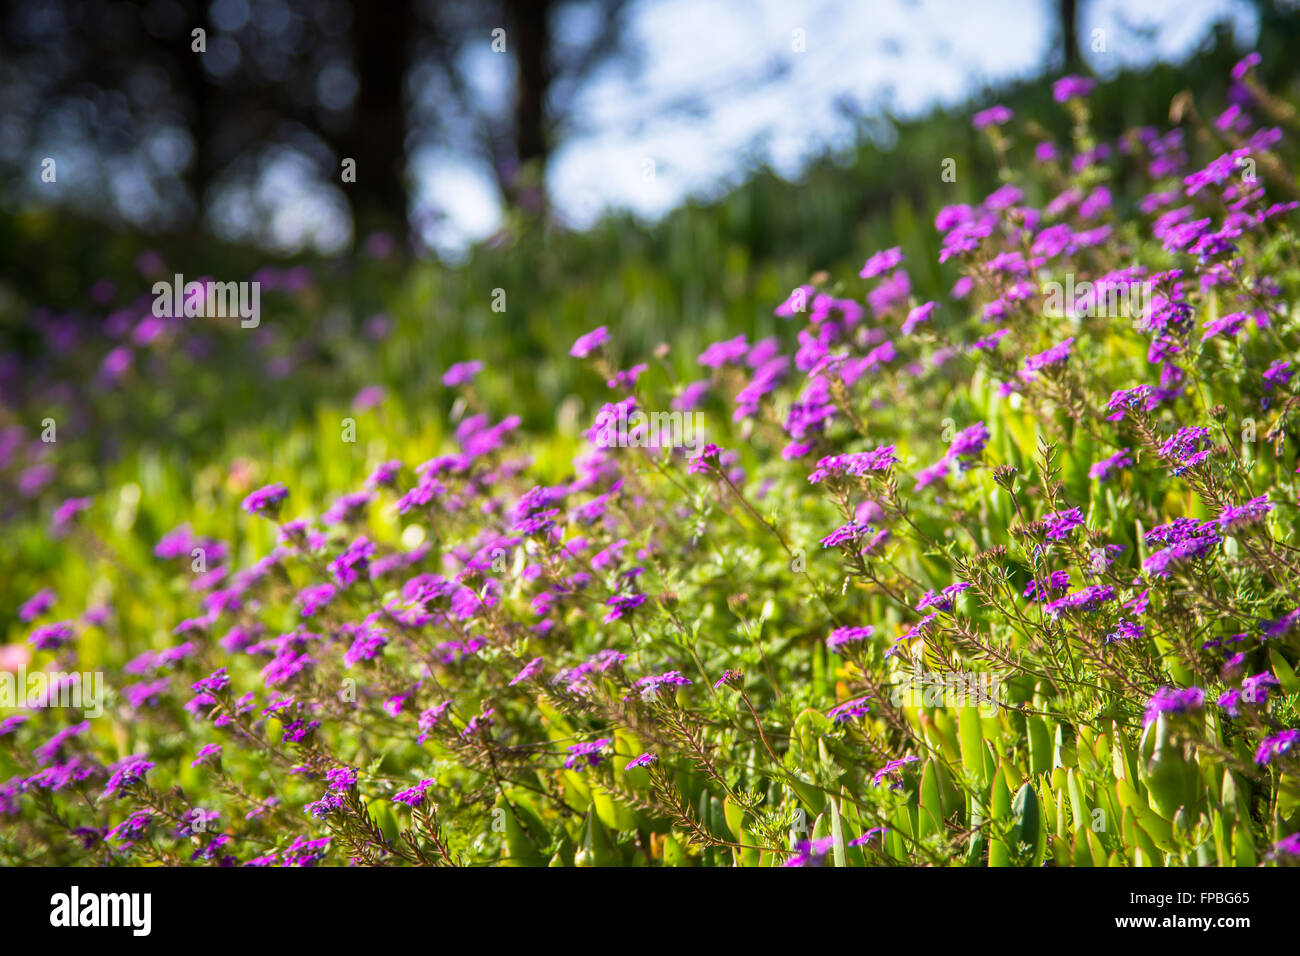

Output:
xmin=1143 ymin=686 xmax=1206 ymax=726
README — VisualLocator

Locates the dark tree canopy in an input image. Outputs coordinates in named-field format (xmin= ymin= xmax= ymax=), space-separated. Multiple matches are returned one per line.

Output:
xmin=0 ymin=0 xmax=638 ymax=248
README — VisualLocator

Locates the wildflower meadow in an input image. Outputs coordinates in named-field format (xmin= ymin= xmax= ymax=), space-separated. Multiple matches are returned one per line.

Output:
xmin=2 ymin=14 xmax=1299 ymax=911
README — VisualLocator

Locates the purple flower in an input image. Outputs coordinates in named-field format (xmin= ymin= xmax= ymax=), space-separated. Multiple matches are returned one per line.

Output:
xmin=1220 ymin=672 xmax=1280 ymax=717
xmin=124 ymin=678 xmax=171 ymax=710
xmin=343 ymin=621 xmax=388 ymax=667
xmin=1023 ymin=570 xmax=1070 ymax=601
xmin=1262 ymin=608 xmax=1300 ymax=640
xmin=688 ymin=443 xmax=724 ymax=475
xmin=417 ymin=702 xmax=452 ymax=743
xmin=1022 ymin=338 xmax=1074 ymax=378
xmin=1145 ymin=518 xmax=1204 ymax=547
xmin=190 ymin=671 xmax=230 ymax=701
xmin=783 ymin=837 xmax=837 ymax=867
xmin=242 ymin=482 xmax=288 ymax=516
xmin=29 ymin=620 xmax=75 ymax=651
xmin=673 ymin=379 xmax=711 ymax=411
xmin=1145 ymin=531 xmax=1220 ymax=577
xmin=713 ymin=669 xmax=740 ymax=689
xmin=297 ymin=583 xmax=337 ymax=618
xmin=570 ymin=326 xmax=609 ymax=358
xmin=775 ymin=285 xmax=815 ymax=318
xmin=192 ymin=744 xmax=222 ymax=768
xmin=972 ymin=329 xmax=1009 ymax=351
xmin=305 ymin=791 xmax=345 ymax=819
xmin=1105 ymin=620 xmax=1145 ymax=644
xmin=1263 ymin=360 xmax=1293 ymax=389
xmin=1128 ymin=590 xmax=1149 ymax=621
xmin=916 ymin=586 xmax=962 ymax=613
xmin=19 ymin=588 xmax=57 ymax=622
xmin=607 ymin=363 xmax=648 ymax=390
xmin=509 ymin=657 xmax=544 ymax=686
xmin=859 ymin=247 xmax=905 ymax=279
xmin=564 ymin=739 xmax=612 ymax=769
xmin=698 ymin=335 xmax=750 ymax=368
xmin=1268 ymin=833 xmax=1300 ymax=861
xmin=1185 ymin=150 xmax=1251 ymax=197
xmin=827 ymin=625 xmax=873 ymax=651
xmin=1255 ymin=729 xmax=1299 ymax=765
xmin=1043 ymin=585 xmax=1115 ymax=617
xmin=552 ymin=650 xmax=626 ymax=692
xmin=972 ymin=105 xmax=1013 ymax=129
xmin=604 ymin=593 xmax=648 ymax=623
xmin=365 ymin=460 xmax=403 ymax=489
xmin=1089 ymin=541 xmax=1126 ymax=572
xmin=1201 ymin=311 xmax=1248 ymax=342
xmin=947 ymin=422 xmax=989 ymax=460
xmin=329 ymin=536 xmax=376 ymax=587
xmin=820 ymin=520 xmax=869 ymax=549
xmin=1105 ymin=385 xmax=1154 ymax=421
xmin=808 ymin=446 xmax=898 ymax=482
xmin=1161 ymin=217 xmax=1212 ymax=252
xmin=281 ymin=835 xmax=331 ymax=867
xmin=902 ymin=301 xmax=936 ymax=335
xmin=322 ymin=490 xmax=374 ymax=525
xmin=326 ymin=767 xmax=358 ymax=791
xmin=1032 ymin=223 xmax=1076 ymax=258
xmin=867 ymin=269 xmax=910 ymax=314
xmin=1143 ymin=686 xmax=1205 ymax=727
xmin=871 ymin=755 xmax=920 ymax=787
xmin=1053 ymin=75 xmax=1097 ymax=102
xmin=352 ymin=385 xmax=387 ymax=412
xmin=442 ymin=360 xmax=483 ymax=387
xmin=392 ymin=779 xmax=436 ymax=808
xmin=625 ymin=752 xmax=658 ymax=769
xmin=26 ymin=755 xmax=98 ymax=790
xmin=913 ymin=458 xmax=951 ymax=490
xmin=1089 ymin=448 xmax=1133 ymax=482
xmin=0 ymin=714 xmax=30 ymax=737
xmin=630 ymin=671 xmax=692 ymax=698
xmin=1231 ymin=52 xmax=1261 ymax=81
xmin=1216 ymin=495 xmax=1271 ymax=531
xmin=848 ymin=826 xmax=890 ymax=847
xmin=1159 ymin=426 xmax=1214 ymax=471
xmin=828 ymin=696 xmax=873 ymax=723
xmin=51 ymin=497 xmax=92 ymax=535
xmin=107 ymin=811 xmax=152 ymax=846
xmin=1041 ymin=507 xmax=1084 ymax=539
xmin=103 ymin=757 xmax=155 ymax=799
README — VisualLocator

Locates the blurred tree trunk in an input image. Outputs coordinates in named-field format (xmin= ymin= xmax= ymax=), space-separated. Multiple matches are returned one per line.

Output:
xmin=1060 ymin=0 xmax=1081 ymax=72
xmin=345 ymin=0 xmax=414 ymax=242
xmin=504 ymin=0 xmax=553 ymax=211
xmin=178 ymin=0 xmax=215 ymax=226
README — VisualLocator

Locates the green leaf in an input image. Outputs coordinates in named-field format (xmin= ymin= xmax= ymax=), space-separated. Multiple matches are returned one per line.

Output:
xmin=789 ymin=775 xmax=827 ymax=816
xmin=1066 ymin=768 xmax=1089 ymax=838
xmin=959 ymin=706 xmax=986 ymax=788
xmin=919 ymin=759 xmax=949 ymax=838
xmin=929 ymin=710 xmax=963 ymax=764
xmin=828 ymin=797 xmax=847 ymax=868
xmin=1232 ymin=823 xmax=1256 ymax=866
xmin=1269 ymin=647 xmax=1300 ymax=696
xmin=577 ymin=807 xmax=619 ymax=867
xmin=988 ymin=767 xmax=1012 ymax=867
xmin=497 ymin=798 xmax=547 ymax=867
xmin=723 ymin=795 xmax=746 ymax=840
xmin=1139 ymin=713 xmax=1198 ymax=821
xmin=549 ymin=830 xmax=575 ymax=867
xmin=1010 ymin=782 xmax=1042 ymax=865
xmin=1027 ymin=716 xmax=1052 ymax=777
